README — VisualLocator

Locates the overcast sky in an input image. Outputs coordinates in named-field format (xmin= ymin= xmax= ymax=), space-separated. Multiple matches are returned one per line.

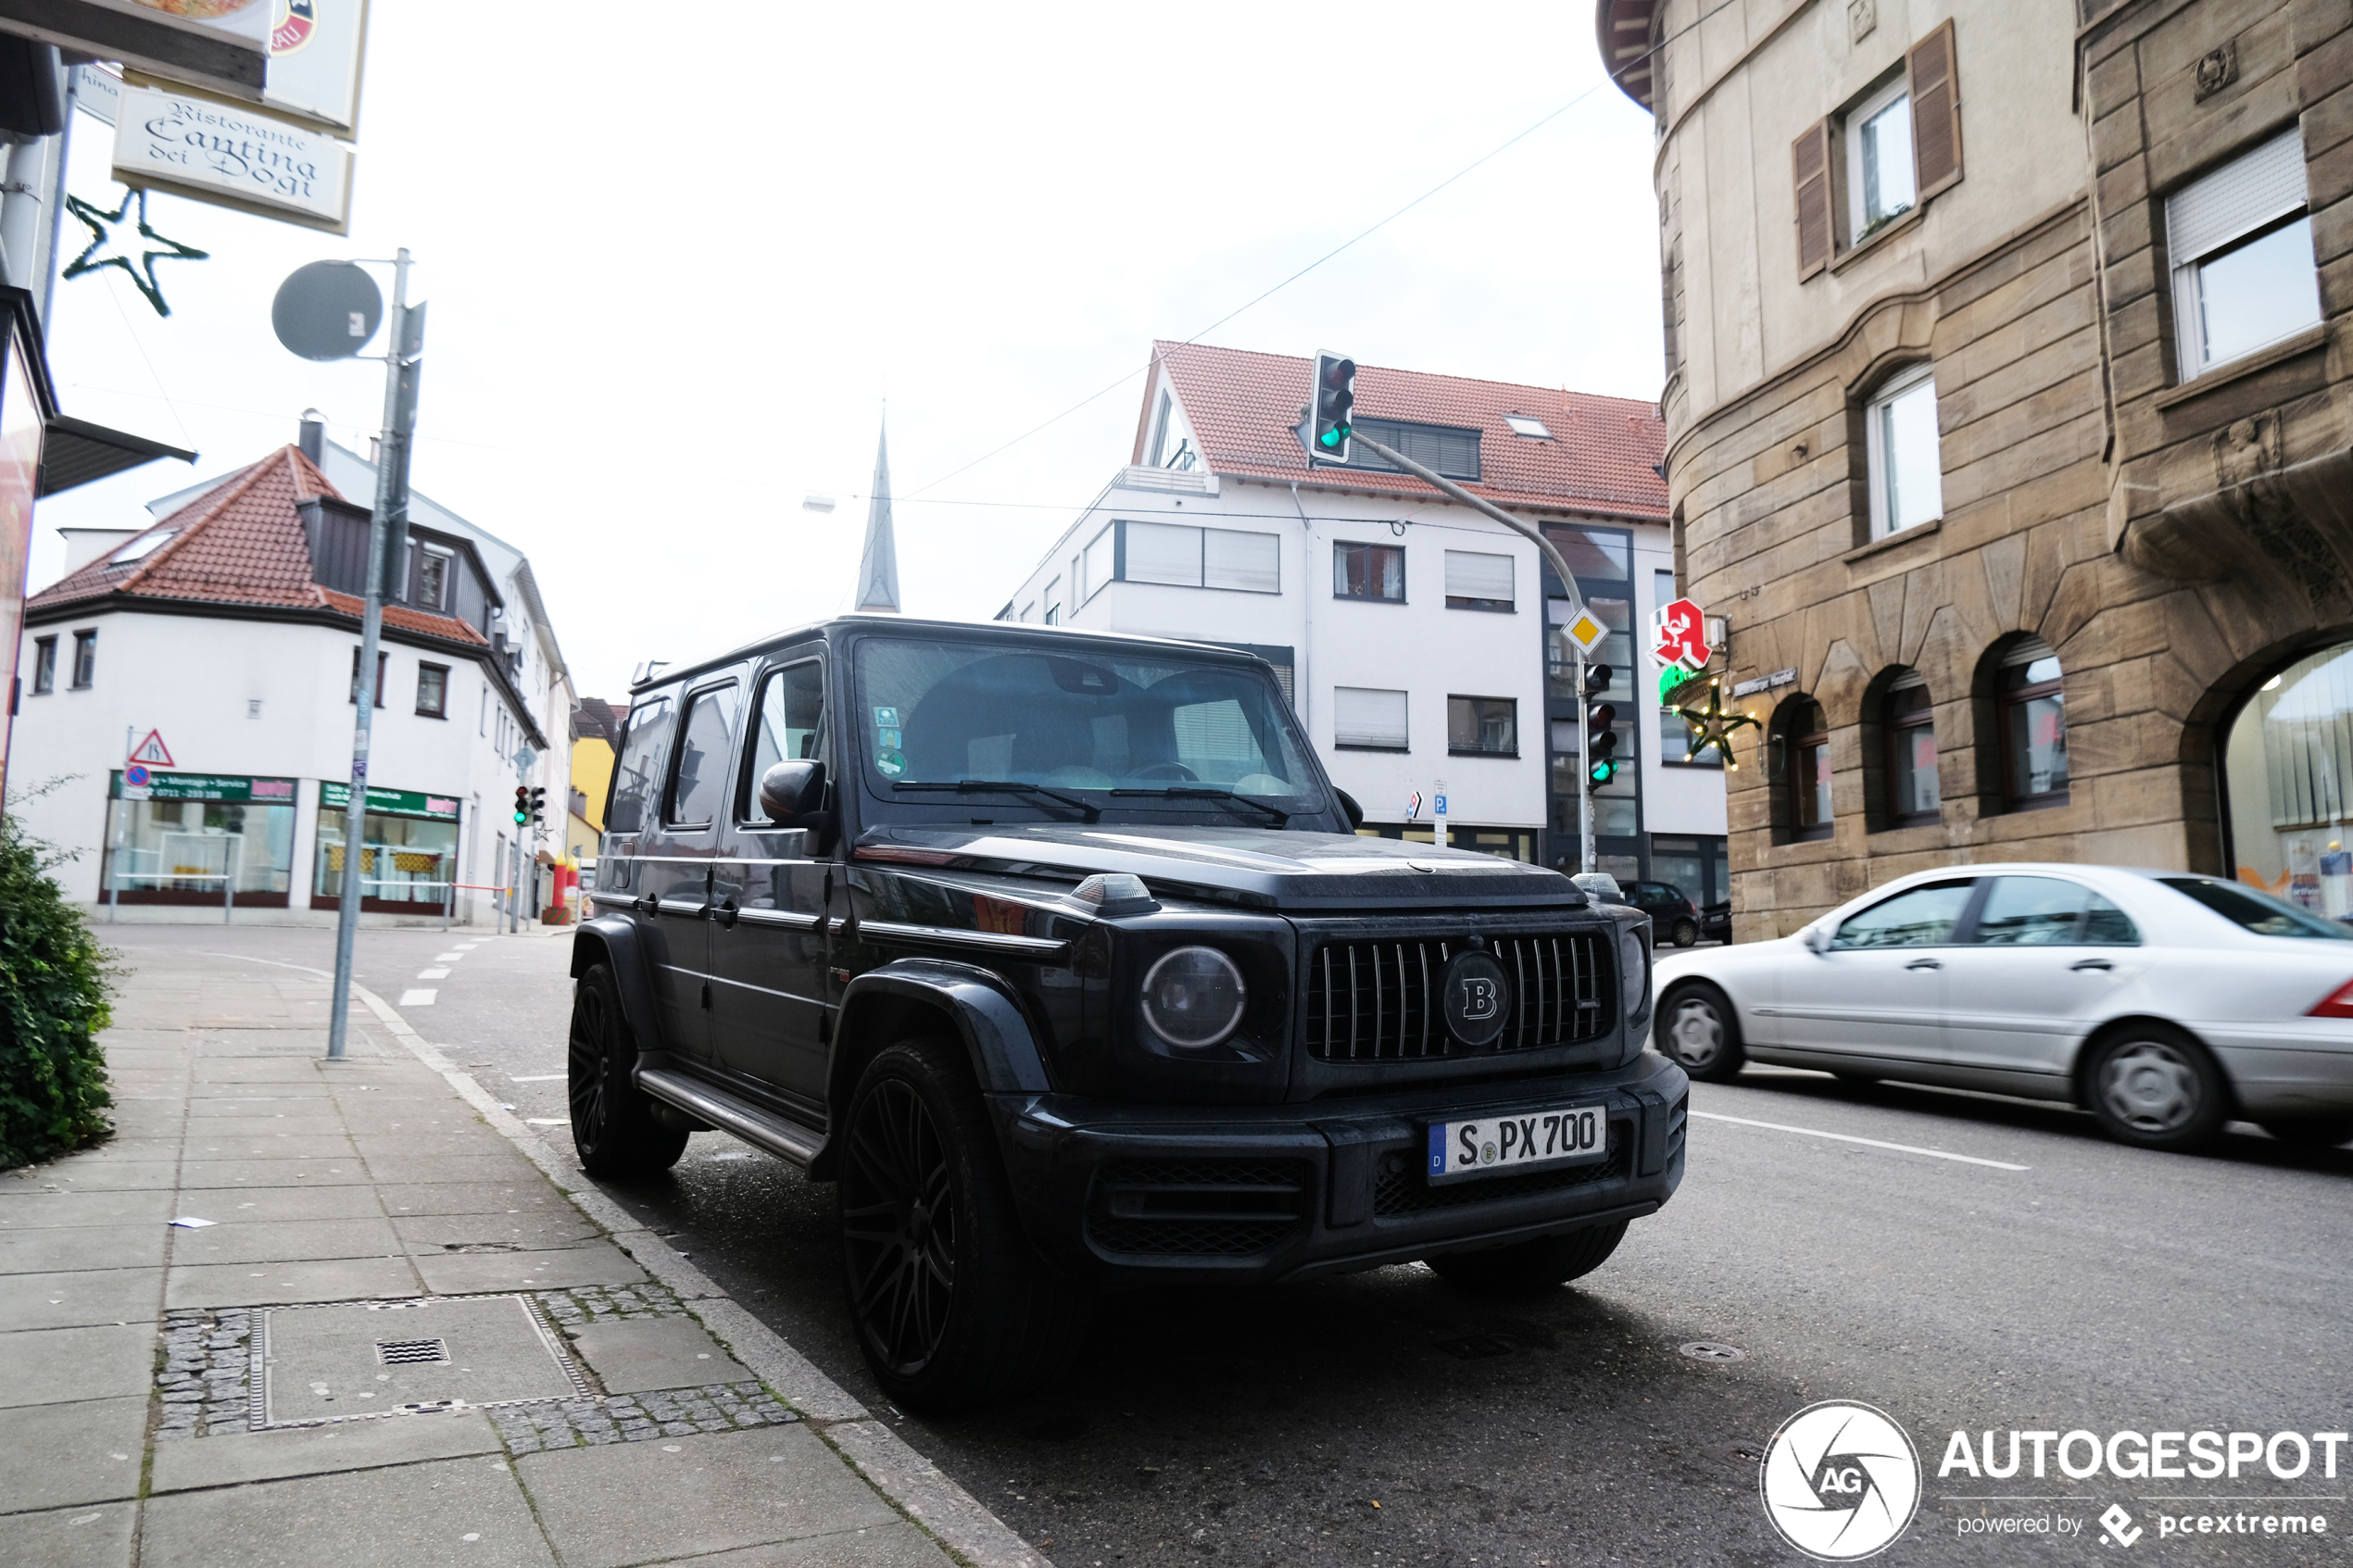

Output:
xmin=30 ymin=0 xmax=1664 ymax=702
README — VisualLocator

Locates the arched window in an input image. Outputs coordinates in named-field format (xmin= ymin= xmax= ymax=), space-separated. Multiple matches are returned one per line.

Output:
xmin=1883 ymin=670 xmax=1940 ymax=825
xmin=1996 ymin=636 xmax=2068 ymax=809
xmin=1769 ymin=696 xmax=1833 ymax=842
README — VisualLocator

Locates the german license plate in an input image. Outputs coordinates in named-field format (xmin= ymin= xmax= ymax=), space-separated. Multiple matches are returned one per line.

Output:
xmin=1427 ymin=1105 xmax=1606 ymax=1185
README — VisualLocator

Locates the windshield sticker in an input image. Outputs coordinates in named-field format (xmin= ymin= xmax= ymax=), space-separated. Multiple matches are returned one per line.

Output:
xmin=875 ymin=748 xmax=907 ymax=778
xmin=877 ymin=727 xmax=902 ymax=749
xmin=873 ymin=707 xmax=900 ymax=728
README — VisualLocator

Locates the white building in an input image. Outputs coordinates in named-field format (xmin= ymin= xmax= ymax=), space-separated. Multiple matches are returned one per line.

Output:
xmin=995 ymin=342 xmax=1730 ymax=901
xmin=7 ymin=421 xmax=573 ymax=925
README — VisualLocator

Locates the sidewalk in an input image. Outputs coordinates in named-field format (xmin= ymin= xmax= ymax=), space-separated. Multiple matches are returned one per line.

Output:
xmin=0 ymin=945 xmax=1038 ymax=1568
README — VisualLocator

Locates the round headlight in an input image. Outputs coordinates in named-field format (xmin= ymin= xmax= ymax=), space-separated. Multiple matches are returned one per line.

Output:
xmin=1141 ymin=946 xmax=1247 ymax=1049
xmin=1620 ymin=924 xmax=1651 ymax=1022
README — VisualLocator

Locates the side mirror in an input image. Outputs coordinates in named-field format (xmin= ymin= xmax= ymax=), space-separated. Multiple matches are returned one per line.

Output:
xmin=758 ymin=759 xmax=826 ymax=823
xmin=1334 ymin=788 xmax=1365 ymax=831
xmin=1802 ymin=924 xmax=1833 ymax=955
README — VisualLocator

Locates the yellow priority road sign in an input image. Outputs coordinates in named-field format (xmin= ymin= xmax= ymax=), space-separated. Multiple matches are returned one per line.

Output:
xmin=1560 ymin=608 xmax=1609 ymax=657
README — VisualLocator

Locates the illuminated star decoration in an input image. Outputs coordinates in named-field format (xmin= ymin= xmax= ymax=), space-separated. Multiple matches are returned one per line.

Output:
xmin=1672 ymin=678 xmax=1764 ymax=768
xmin=62 ymin=189 xmax=208 ymax=318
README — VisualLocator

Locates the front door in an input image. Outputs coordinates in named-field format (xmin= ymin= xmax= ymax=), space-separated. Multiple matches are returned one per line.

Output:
xmin=709 ymin=654 xmax=835 ymax=1113
xmin=1938 ymin=874 xmax=2144 ymax=1083
xmin=642 ymin=678 xmax=741 ymax=1064
xmin=1770 ymin=878 xmax=1976 ymax=1065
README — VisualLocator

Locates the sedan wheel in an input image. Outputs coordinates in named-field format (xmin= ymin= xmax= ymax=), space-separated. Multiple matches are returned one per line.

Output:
xmin=1657 ymin=982 xmax=1743 ymax=1082
xmin=2086 ymin=1028 xmax=2227 ymax=1152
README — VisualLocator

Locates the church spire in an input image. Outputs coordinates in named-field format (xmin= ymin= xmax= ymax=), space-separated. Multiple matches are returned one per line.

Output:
xmin=855 ymin=419 xmax=900 ymax=614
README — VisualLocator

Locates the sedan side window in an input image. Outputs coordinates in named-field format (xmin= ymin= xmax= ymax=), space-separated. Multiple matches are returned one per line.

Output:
xmin=1972 ymin=876 xmax=2085 ymax=945
xmin=1831 ymin=880 xmax=1975 ymax=949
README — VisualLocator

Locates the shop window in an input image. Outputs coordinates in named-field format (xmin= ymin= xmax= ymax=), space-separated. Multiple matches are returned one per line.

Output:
xmin=1334 ymin=542 xmax=1404 ymax=602
xmin=1865 ymin=365 xmax=1943 ymax=539
xmin=314 ymin=800 xmax=459 ymax=911
xmin=1990 ymin=636 xmax=2068 ymax=809
xmin=1769 ymin=695 xmax=1834 ymax=842
xmin=1443 ymin=551 xmax=1514 ymax=611
xmin=416 ymin=662 xmax=448 ymax=719
xmin=1881 ymin=669 xmax=1940 ymax=826
xmin=71 ymin=629 xmax=96 ymax=689
xmin=1333 ymin=686 xmax=1408 ymax=751
xmin=2221 ymin=641 xmax=2353 ymax=917
xmin=31 ymin=634 xmax=55 ymax=694
xmin=1448 ymin=696 xmax=1517 ymax=757
xmin=105 ymin=778 xmax=297 ymax=909
xmin=2168 ymin=130 xmax=2321 ymax=382
xmin=349 ymin=646 xmax=385 ymax=707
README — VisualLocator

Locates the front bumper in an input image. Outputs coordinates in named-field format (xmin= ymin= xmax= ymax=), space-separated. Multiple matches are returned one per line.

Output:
xmin=988 ymin=1052 xmax=1689 ymax=1285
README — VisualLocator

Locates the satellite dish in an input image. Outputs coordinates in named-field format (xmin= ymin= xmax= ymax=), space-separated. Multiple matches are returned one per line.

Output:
xmin=272 ymin=260 xmax=384 ymax=361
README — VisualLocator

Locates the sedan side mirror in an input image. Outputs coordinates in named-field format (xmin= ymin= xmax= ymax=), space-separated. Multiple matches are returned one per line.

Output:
xmin=758 ymin=759 xmax=827 ymax=823
xmin=1801 ymin=923 xmax=1833 ymax=955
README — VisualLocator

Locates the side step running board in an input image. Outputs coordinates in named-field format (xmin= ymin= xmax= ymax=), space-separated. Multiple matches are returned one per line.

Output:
xmin=635 ymin=1067 xmax=827 ymax=1169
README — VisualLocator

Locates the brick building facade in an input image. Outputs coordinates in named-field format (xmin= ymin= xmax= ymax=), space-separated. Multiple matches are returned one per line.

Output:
xmin=1600 ymin=0 xmax=2353 ymax=937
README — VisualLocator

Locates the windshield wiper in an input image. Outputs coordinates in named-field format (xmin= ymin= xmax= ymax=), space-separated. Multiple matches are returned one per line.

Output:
xmin=892 ymin=779 xmax=1101 ymax=822
xmin=1111 ymin=786 xmax=1289 ymax=826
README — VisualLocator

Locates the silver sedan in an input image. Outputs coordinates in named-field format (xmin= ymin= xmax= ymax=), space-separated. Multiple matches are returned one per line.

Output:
xmin=1651 ymin=863 xmax=2353 ymax=1152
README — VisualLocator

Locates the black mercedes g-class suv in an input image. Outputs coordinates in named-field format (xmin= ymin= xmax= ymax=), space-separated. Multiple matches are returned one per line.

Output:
xmin=572 ymin=617 xmax=1687 ymax=1409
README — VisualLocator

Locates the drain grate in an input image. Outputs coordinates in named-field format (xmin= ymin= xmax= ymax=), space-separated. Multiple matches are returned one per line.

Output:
xmin=375 ymin=1337 xmax=450 ymax=1366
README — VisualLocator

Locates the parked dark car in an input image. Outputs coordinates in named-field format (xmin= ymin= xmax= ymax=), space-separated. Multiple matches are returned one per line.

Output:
xmin=570 ymin=618 xmax=1687 ymax=1409
xmin=1699 ymin=899 xmax=1731 ymax=944
xmin=1623 ymin=880 xmax=1702 ymax=947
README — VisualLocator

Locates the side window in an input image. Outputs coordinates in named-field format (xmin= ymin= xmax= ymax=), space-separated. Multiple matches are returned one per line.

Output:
xmin=665 ymin=684 xmax=739 ymax=829
xmin=740 ymin=659 xmax=826 ymax=822
xmin=1831 ymin=880 xmax=1974 ymax=948
xmin=606 ymin=694 xmax=675 ymax=834
xmin=2080 ymin=893 xmax=2140 ymax=947
xmin=1971 ymin=876 xmax=2093 ymax=945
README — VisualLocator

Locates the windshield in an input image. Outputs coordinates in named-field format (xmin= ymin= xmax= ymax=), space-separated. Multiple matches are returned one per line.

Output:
xmin=851 ymin=637 xmax=1325 ymax=816
xmin=2159 ymin=877 xmax=2353 ymax=939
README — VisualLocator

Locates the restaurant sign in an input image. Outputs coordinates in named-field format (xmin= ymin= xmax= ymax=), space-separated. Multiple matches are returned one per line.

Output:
xmin=320 ymin=781 xmax=462 ymax=821
xmin=112 ymin=83 xmax=355 ymax=233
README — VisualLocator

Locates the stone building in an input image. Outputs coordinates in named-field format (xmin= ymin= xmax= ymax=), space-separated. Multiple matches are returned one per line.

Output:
xmin=1600 ymin=0 xmax=2353 ymax=935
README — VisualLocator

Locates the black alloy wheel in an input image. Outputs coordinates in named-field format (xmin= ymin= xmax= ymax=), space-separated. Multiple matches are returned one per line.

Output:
xmin=567 ymin=963 xmax=687 ymax=1178
xmin=1426 ymin=1220 xmax=1629 ymax=1294
xmin=837 ymin=1038 xmax=1089 ymax=1411
xmin=2083 ymin=1024 xmax=2229 ymax=1153
xmin=1657 ymin=980 xmax=1745 ymax=1082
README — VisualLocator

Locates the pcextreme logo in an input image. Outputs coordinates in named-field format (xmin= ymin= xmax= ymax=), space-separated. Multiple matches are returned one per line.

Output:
xmin=1760 ymin=1400 xmax=1923 ymax=1561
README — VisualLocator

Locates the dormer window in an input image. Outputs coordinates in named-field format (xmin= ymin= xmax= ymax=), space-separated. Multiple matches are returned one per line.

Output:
xmin=110 ymin=528 xmax=177 ymax=565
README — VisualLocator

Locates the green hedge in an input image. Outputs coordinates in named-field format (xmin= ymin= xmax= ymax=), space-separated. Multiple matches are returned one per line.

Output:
xmin=0 ymin=811 xmax=113 ymax=1169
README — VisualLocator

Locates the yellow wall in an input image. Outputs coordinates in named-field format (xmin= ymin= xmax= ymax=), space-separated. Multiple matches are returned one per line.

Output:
xmin=570 ymin=734 xmax=616 ymax=849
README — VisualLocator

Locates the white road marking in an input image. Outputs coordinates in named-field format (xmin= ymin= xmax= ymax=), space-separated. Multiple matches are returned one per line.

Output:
xmin=396 ymin=989 xmax=437 ymax=1007
xmin=433 ymin=953 xmax=466 ymax=963
xmin=417 ymin=968 xmax=450 ymax=980
xmin=1690 ymin=1110 xmax=2029 ymax=1170
xmin=509 ymin=1074 xmax=565 ymax=1083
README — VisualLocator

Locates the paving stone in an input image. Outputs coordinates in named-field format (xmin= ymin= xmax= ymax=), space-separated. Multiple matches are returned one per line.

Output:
xmin=0 ymin=1397 xmax=147 ymax=1511
xmin=0 ymin=1267 xmax=162 ymax=1330
xmin=171 ymin=1218 xmax=402 ymax=1266
xmin=166 ymin=1256 xmax=422 ymax=1309
xmin=0 ymin=1499 xmax=139 ymax=1568
xmin=569 ymin=1315 xmax=753 ymax=1393
xmin=414 ymin=1244 xmax=646 ymax=1295
xmin=141 ymin=1453 xmax=554 ymax=1568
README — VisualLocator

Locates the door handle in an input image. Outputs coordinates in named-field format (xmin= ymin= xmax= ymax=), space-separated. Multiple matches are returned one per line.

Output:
xmin=713 ymin=898 xmax=739 ymax=929
xmin=1905 ymin=957 xmax=1943 ymax=971
xmin=2070 ymin=958 xmax=2114 ymax=972
xmin=633 ymin=895 xmax=658 ymax=916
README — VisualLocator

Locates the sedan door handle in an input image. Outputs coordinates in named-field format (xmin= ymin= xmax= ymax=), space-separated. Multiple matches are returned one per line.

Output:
xmin=1905 ymin=957 xmax=1943 ymax=971
xmin=2070 ymin=958 xmax=2114 ymax=972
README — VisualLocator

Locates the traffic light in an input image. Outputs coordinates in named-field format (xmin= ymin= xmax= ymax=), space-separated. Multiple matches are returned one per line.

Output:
xmin=1309 ymin=351 xmax=1355 ymax=461
xmin=1584 ymin=663 xmax=1619 ymax=787
xmin=528 ymin=786 xmax=547 ymax=825
xmin=512 ymin=785 xmax=529 ymax=826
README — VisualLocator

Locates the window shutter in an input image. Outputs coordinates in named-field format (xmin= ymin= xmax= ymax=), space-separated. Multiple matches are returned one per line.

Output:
xmin=1123 ymin=521 xmax=1202 ymax=586
xmin=1793 ymin=119 xmax=1832 ymax=280
xmin=1203 ymin=528 xmax=1280 ymax=593
xmin=1907 ymin=20 xmax=1962 ymax=199
xmin=1444 ymin=550 xmax=1515 ymax=604
xmin=1333 ymin=687 xmax=1409 ymax=749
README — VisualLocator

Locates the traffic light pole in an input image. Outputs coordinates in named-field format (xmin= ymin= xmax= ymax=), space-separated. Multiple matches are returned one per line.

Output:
xmin=1343 ymin=433 xmax=1597 ymax=873
xmin=326 ymin=249 xmax=423 ymax=1061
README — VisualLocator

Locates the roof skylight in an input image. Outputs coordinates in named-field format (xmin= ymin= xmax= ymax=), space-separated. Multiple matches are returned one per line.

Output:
xmin=109 ymin=529 xmax=177 ymax=565
xmin=1504 ymin=415 xmax=1553 ymax=440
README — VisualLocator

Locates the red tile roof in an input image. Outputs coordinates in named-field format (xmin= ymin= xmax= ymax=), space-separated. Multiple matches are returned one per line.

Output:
xmin=27 ymin=445 xmax=486 ymax=646
xmin=1140 ymin=341 xmax=1667 ymax=521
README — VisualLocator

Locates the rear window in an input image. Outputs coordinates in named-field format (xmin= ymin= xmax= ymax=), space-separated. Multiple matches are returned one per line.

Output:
xmin=2159 ymin=877 xmax=2353 ymax=939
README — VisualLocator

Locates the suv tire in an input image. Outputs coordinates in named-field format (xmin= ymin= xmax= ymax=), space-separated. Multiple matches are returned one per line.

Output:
xmin=1669 ymin=918 xmax=1698 ymax=948
xmin=2083 ymin=1024 xmax=2229 ymax=1152
xmin=1656 ymin=980 xmax=1744 ymax=1082
xmin=839 ymin=1036 xmax=1090 ymax=1411
xmin=568 ymin=963 xmax=689 ymax=1178
xmin=1426 ymin=1220 xmax=1629 ymax=1294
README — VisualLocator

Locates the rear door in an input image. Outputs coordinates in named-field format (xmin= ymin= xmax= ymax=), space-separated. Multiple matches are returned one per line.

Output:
xmin=641 ymin=677 xmax=741 ymax=1064
xmin=1938 ymin=875 xmax=2143 ymax=1083
xmin=1770 ymin=879 xmax=1975 ymax=1064
xmin=709 ymin=651 xmax=835 ymax=1114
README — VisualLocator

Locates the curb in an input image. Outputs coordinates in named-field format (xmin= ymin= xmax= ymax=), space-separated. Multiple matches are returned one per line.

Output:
xmin=348 ymin=982 xmax=1045 ymax=1568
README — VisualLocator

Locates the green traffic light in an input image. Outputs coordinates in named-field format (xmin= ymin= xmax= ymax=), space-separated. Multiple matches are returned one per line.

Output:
xmin=1319 ymin=424 xmax=1349 ymax=448
xmin=1590 ymin=759 xmax=1618 ymax=785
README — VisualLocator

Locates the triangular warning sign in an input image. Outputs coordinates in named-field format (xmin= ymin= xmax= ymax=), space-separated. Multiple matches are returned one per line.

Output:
xmin=129 ymin=729 xmax=174 ymax=766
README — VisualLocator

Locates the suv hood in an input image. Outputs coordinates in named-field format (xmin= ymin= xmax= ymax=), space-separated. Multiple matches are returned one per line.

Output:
xmin=854 ymin=824 xmax=1587 ymax=912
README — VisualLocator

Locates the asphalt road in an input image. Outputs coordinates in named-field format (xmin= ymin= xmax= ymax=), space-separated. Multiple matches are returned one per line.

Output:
xmin=100 ymin=922 xmax=2353 ymax=1566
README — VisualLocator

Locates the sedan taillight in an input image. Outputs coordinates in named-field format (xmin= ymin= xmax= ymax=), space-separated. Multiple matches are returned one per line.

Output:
xmin=2309 ymin=980 xmax=2353 ymax=1018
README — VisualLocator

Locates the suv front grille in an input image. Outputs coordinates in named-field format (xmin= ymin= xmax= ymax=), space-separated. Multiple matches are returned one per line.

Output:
xmin=1087 ymin=1159 xmax=1311 ymax=1258
xmin=1304 ymin=932 xmax=1612 ymax=1060
xmin=1375 ymin=1135 xmax=1629 ymax=1216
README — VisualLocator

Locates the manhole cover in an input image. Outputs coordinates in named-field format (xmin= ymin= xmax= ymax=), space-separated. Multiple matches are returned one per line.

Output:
xmin=1679 ymin=1340 xmax=1745 ymax=1362
xmin=260 ymin=1296 xmax=585 ymax=1426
